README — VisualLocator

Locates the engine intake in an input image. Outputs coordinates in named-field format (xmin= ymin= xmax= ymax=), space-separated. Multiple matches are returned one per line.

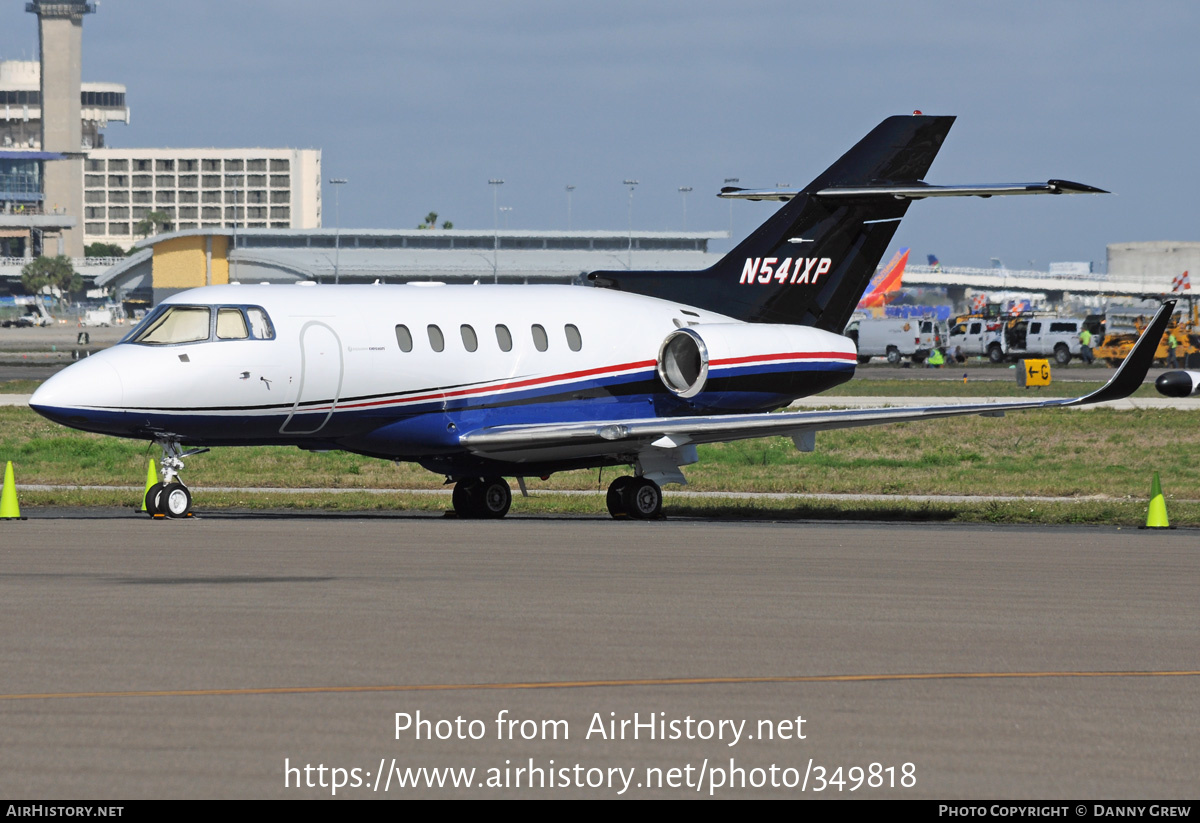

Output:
xmin=657 ymin=329 xmax=709 ymax=398
xmin=655 ymin=323 xmax=857 ymax=408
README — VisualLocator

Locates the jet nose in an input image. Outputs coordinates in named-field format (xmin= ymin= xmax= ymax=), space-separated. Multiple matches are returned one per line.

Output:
xmin=1154 ymin=370 xmax=1199 ymax=398
xmin=29 ymin=357 xmax=124 ymax=413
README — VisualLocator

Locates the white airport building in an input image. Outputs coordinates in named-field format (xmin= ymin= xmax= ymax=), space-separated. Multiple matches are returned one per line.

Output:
xmin=82 ymin=148 xmax=322 ymax=245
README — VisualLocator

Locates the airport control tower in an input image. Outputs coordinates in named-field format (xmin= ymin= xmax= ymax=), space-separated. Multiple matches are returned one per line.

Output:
xmin=27 ymin=0 xmax=94 ymax=257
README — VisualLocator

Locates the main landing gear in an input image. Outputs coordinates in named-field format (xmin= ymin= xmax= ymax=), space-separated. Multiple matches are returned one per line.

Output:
xmin=606 ymin=475 xmax=663 ymax=520
xmin=145 ymin=439 xmax=208 ymax=519
xmin=451 ymin=477 xmax=512 ymax=519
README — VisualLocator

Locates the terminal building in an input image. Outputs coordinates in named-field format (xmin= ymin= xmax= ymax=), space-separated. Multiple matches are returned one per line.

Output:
xmin=0 ymin=58 xmax=129 ymax=151
xmin=97 ymin=227 xmax=727 ymax=305
xmin=82 ymin=148 xmax=322 ymax=246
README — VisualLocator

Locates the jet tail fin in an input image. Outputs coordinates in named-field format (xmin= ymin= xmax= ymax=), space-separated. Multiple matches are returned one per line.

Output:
xmin=590 ymin=114 xmax=956 ymax=332
xmin=591 ymin=114 xmax=1106 ymax=334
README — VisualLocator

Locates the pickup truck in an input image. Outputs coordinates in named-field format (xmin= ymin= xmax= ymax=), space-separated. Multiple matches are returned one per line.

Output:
xmin=948 ymin=315 xmax=1084 ymax=364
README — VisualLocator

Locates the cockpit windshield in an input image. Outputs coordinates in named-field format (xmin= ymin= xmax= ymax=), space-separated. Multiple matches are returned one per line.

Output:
xmin=130 ymin=306 xmax=211 ymax=345
xmin=123 ymin=305 xmax=276 ymax=346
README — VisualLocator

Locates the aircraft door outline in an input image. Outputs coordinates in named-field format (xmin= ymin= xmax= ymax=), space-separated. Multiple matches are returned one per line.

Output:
xmin=280 ymin=321 xmax=344 ymax=435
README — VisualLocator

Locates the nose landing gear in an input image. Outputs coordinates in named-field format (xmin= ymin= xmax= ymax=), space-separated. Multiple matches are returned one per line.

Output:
xmin=145 ymin=440 xmax=207 ymax=519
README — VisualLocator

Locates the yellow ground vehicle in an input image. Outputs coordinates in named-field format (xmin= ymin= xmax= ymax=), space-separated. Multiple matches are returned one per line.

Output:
xmin=1093 ymin=301 xmax=1200 ymax=366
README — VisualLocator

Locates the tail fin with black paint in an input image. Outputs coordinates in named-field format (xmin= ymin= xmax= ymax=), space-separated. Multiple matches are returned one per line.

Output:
xmin=589 ymin=114 xmax=1105 ymax=334
xmin=589 ymin=114 xmax=954 ymax=332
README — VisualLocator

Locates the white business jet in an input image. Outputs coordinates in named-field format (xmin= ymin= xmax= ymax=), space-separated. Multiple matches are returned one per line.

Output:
xmin=30 ymin=114 xmax=1170 ymax=519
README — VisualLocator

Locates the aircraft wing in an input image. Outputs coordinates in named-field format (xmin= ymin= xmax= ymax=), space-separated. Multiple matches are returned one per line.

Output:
xmin=459 ymin=301 xmax=1170 ymax=458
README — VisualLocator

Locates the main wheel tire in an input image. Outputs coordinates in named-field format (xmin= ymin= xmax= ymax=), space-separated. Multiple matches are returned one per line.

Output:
xmin=886 ymin=347 xmax=900 ymax=365
xmin=988 ymin=345 xmax=1005 ymax=364
xmin=623 ymin=477 xmax=663 ymax=520
xmin=606 ymin=476 xmax=633 ymax=518
xmin=1054 ymin=344 xmax=1071 ymax=365
xmin=162 ymin=482 xmax=192 ymax=518
xmin=452 ymin=478 xmax=481 ymax=518
xmin=144 ymin=482 xmax=165 ymax=516
xmin=476 ymin=478 xmax=511 ymax=519
xmin=856 ymin=356 xmax=871 ymax=365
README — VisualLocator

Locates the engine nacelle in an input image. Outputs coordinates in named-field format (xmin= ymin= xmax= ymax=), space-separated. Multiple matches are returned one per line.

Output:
xmin=656 ymin=323 xmax=856 ymax=410
xmin=1155 ymin=370 xmax=1200 ymax=397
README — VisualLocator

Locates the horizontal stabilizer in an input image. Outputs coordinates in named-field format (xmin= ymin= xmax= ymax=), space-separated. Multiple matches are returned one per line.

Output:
xmin=718 ymin=179 xmax=1108 ymax=202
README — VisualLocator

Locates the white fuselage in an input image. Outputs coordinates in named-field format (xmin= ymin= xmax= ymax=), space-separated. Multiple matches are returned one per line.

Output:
xmin=30 ymin=283 xmax=856 ymax=473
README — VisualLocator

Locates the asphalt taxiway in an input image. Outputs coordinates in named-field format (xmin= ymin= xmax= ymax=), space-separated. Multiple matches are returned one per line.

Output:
xmin=1 ymin=513 xmax=1196 ymax=798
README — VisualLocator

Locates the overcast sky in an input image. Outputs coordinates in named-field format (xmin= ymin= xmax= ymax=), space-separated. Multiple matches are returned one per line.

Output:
xmin=2 ymin=1 xmax=1196 ymax=269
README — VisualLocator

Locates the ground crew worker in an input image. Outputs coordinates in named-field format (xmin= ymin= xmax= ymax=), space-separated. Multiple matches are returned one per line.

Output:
xmin=1079 ymin=327 xmax=1094 ymax=365
xmin=1167 ymin=330 xmax=1179 ymax=368
xmin=927 ymin=347 xmax=945 ymax=368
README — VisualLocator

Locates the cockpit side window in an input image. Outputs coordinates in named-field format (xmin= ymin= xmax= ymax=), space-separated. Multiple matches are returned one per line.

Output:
xmin=216 ymin=308 xmax=249 ymax=339
xmin=246 ymin=308 xmax=275 ymax=340
xmin=130 ymin=306 xmax=212 ymax=345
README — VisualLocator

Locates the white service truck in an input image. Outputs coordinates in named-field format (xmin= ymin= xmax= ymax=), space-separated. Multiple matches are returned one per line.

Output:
xmin=845 ymin=317 xmax=944 ymax=364
xmin=947 ymin=315 xmax=1085 ymax=364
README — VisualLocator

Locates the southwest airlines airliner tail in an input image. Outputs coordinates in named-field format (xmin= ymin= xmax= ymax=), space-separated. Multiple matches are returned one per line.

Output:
xmin=590 ymin=114 xmax=954 ymax=333
xmin=858 ymin=247 xmax=910 ymax=310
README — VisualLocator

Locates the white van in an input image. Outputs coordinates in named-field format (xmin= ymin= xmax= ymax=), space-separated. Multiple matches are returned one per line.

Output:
xmin=845 ymin=317 xmax=944 ymax=364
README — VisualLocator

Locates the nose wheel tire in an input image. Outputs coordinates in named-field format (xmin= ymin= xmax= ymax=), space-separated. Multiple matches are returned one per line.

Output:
xmin=144 ymin=482 xmax=165 ymax=516
xmin=606 ymin=475 xmax=663 ymax=520
xmin=145 ymin=481 xmax=193 ymax=518
xmin=162 ymin=483 xmax=193 ymax=518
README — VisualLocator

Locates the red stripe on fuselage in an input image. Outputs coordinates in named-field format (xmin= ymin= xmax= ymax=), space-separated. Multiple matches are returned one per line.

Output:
xmin=333 ymin=358 xmax=659 ymax=412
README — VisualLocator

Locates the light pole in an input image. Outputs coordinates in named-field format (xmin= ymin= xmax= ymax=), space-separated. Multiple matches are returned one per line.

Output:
xmin=565 ymin=184 xmax=575 ymax=230
xmin=724 ymin=177 xmax=739 ymax=238
xmin=678 ymin=186 xmax=692 ymax=231
xmin=499 ymin=206 xmax=512 ymax=230
xmin=329 ymin=177 xmax=347 ymax=284
xmin=623 ymin=179 xmax=638 ymax=268
xmin=489 ymin=178 xmax=504 ymax=283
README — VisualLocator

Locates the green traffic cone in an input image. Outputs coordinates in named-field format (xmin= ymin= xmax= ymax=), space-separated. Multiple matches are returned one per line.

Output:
xmin=141 ymin=459 xmax=157 ymax=512
xmin=1 ymin=461 xmax=26 ymax=520
xmin=1142 ymin=471 xmax=1172 ymax=530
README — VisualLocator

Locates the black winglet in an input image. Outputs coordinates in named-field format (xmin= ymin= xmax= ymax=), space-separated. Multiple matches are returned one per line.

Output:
xmin=1047 ymin=179 xmax=1110 ymax=195
xmin=1070 ymin=300 xmax=1174 ymax=406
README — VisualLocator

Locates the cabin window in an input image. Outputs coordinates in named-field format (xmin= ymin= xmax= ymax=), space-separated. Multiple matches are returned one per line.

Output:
xmin=460 ymin=324 xmax=478 ymax=352
xmin=427 ymin=324 xmax=445 ymax=352
xmin=216 ymin=308 xmax=249 ymax=340
xmin=531 ymin=324 xmax=548 ymax=352
xmin=130 ymin=306 xmax=212 ymax=345
xmin=969 ymin=322 xmax=982 ymax=334
xmin=246 ymin=308 xmax=275 ymax=339
xmin=495 ymin=324 xmax=512 ymax=352
xmin=395 ymin=324 xmax=413 ymax=352
xmin=564 ymin=324 xmax=582 ymax=352
xmin=1030 ymin=322 xmax=1042 ymax=334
